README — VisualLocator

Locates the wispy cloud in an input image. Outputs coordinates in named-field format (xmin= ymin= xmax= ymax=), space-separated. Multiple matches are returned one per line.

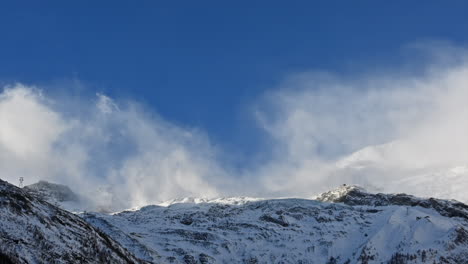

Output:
xmin=252 ymin=44 xmax=468 ymax=199
xmin=1 ymin=44 xmax=467 ymax=209
xmin=0 ymin=84 xmax=224 ymax=210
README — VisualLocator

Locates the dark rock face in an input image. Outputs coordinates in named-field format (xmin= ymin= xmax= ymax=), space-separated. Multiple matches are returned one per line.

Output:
xmin=0 ymin=179 xmax=144 ymax=264
xmin=259 ymin=214 xmax=289 ymax=227
xmin=318 ymin=185 xmax=468 ymax=220
xmin=454 ymin=227 xmax=468 ymax=245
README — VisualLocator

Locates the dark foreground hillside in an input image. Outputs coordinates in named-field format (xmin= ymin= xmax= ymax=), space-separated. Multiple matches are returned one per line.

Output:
xmin=0 ymin=179 xmax=144 ymax=264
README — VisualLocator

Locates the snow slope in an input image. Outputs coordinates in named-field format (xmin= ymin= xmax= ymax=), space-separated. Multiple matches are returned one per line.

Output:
xmin=82 ymin=185 xmax=468 ymax=264
xmin=0 ymin=179 xmax=144 ymax=264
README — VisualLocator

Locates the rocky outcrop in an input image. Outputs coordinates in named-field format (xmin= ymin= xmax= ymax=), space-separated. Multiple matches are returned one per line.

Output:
xmin=317 ymin=184 xmax=468 ymax=220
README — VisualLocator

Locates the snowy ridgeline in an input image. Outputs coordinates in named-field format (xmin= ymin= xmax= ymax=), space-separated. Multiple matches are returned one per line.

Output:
xmin=2 ymin=178 xmax=468 ymax=264
xmin=81 ymin=185 xmax=468 ymax=264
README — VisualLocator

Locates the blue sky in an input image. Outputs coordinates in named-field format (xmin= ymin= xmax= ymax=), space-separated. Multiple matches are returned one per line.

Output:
xmin=1 ymin=1 xmax=467 ymax=152
xmin=1 ymin=2 xmax=468 ymax=205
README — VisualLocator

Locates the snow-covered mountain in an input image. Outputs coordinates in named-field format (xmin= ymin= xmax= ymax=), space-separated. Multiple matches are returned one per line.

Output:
xmin=3 ymin=177 xmax=468 ymax=263
xmin=0 ymin=179 xmax=143 ymax=264
xmin=82 ymin=185 xmax=468 ymax=264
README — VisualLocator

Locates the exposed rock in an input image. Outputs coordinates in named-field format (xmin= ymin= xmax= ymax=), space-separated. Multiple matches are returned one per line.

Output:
xmin=317 ymin=184 xmax=468 ymax=220
xmin=0 ymin=179 xmax=144 ymax=264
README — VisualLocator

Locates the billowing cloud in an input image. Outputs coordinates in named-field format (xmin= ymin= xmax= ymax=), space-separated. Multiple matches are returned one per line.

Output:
xmin=0 ymin=44 xmax=467 ymax=209
xmin=253 ymin=45 xmax=468 ymax=200
xmin=0 ymin=85 xmax=224 ymax=210
xmin=0 ymin=85 xmax=67 ymax=182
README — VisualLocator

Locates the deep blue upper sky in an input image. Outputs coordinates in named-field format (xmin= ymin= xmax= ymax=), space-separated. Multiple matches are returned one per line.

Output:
xmin=1 ymin=1 xmax=467 ymax=154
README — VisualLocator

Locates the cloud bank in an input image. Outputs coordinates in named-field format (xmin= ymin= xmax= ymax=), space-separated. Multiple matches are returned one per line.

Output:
xmin=0 ymin=45 xmax=467 ymax=209
xmin=0 ymin=85 xmax=226 ymax=210
xmin=252 ymin=45 xmax=468 ymax=199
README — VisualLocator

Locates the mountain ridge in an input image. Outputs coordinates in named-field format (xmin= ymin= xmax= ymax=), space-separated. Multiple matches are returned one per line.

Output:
xmin=4 ymin=178 xmax=468 ymax=263
xmin=82 ymin=185 xmax=468 ymax=263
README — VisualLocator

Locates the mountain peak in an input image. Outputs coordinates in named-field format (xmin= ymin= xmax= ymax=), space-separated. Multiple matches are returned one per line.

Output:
xmin=315 ymin=184 xmax=367 ymax=203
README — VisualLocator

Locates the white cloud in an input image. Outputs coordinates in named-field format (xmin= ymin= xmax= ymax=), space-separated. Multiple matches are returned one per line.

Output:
xmin=0 ymin=85 xmax=66 ymax=158
xmin=1 ymin=44 xmax=467 ymax=208
xmin=253 ymin=45 xmax=468 ymax=198
xmin=0 ymin=85 xmax=68 ymax=185
xmin=0 ymin=85 xmax=223 ymax=210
